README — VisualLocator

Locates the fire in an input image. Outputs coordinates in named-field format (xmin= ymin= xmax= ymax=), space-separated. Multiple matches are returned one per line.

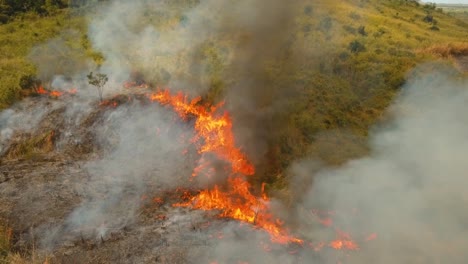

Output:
xmin=36 ymin=86 xmax=48 ymax=94
xmin=329 ymin=230 xmax=359 ymax=250
xmin=31 ymin=80 xmax=376 ymax=252
xmin=148 ymin=90 xmax=255 ymax=177
xmin=148 ymin=89 xmax=299 ymax=244
xmin=35 ymin=86 xmax=76 ymax=97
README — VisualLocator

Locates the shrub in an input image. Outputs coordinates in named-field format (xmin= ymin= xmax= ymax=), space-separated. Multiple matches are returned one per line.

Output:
xmin=19 ymin=74 xmax=40 ymax=90
xmin=0 ymin=14 xmax=8 ymax=24
xmin=343 ymin=25 xmax=356 ymax=34
xmin=304 ymin=5 xmax=313 ymax=16
xmin=423 ymin=14 xmax=433 ymax=23
xmin=358 ymin=25 xmax=367 ymax=36
xmin=348 ymin=40 xmax=366 ymax=53
xmin=349 ymin=12 xmax=361 ymax=20
xmin=318 ymin=16 xmax=333 ymax=32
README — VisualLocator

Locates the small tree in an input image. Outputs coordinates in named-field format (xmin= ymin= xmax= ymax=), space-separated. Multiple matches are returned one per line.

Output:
xmin=87 ymin=71 xmax=108 ymax=102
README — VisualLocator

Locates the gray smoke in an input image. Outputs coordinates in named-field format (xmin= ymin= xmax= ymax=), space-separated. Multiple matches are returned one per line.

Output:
xmin=11 ymin=1 xmax=467 ymax=263
xmin=41 ymin=102 xmax=195 ymax=247
xmin=0 ymin=99 xmax=57 ymax=155
xmin=186 ymin=67 xmax=468 ymax=264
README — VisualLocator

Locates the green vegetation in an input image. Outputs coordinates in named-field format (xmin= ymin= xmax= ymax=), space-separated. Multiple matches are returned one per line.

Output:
xmin=0 ymin=0 xmax=467 ymax=189
xmin=87 ymin=71 xmax=108 ymax=102
xmin=438 ymin=4 xmax=468 ymax=23
xmin=0 ymin=9 xmax=89 ymax=108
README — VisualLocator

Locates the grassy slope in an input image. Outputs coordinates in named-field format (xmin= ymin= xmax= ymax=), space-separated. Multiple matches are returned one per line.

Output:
xmin=254 ymin=0 xmax=468 ymax=186
xmin=0 ymin=0 xmax=466 ymax=177
xmin=0 ymin=1 xmax=466 ymax=176
xmin=0 ymin=1 xmax=467 ymax=260
xmin=0 ymin=11 xmax=87 ymax=108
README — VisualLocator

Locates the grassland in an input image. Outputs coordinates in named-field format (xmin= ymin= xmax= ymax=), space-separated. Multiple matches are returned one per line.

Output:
xmin=0 ymin=10 xmax=89 ymax=108
xmin=0 ymin=1 xmax=468 ymax=259
xmin=438 ymin=4 xmax=468 ymax=23
xmin=0 ymin=0 xmax=467 ymax=176
xmin=0 ymin=0 xmax=466 ymax=174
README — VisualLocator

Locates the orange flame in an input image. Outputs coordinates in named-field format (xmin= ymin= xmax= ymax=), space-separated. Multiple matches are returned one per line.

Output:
xmin=32 ymin=80 xmax=376 ymax=252
xmin=329 ymin=229 xmax=359 ymax=250
xmin=149 ymin=89 xmax=300 ymax=244
xmin=36 ymin=86 xmax=48 ymax=94
xmin=35 ymin=86 xmax=77 ymax=97
xmin=49 ymin=90 xmax=63 ymax=97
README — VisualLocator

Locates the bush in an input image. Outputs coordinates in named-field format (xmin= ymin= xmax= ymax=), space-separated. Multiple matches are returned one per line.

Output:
xmin=358 ymin=25 xmax=367 ymax=36
xmin=19 ymin=74 xmax=40 ymax=90
xmin=318 ymin=16 xmax=333 ymax=32
xmin=304 ymin=5 xmax=313 ymax=16
xmin=349 ymin=12 xmax=361 ymax=20
xmin=423 ymin=14 xmax=433 ymax=23
xmin=348 ymin=40 xmax=366 ymax=53
xmin=0 ymin=14 xmax=9 ymax=24
xmin=343 ymin=25 xmax=356 ymax=34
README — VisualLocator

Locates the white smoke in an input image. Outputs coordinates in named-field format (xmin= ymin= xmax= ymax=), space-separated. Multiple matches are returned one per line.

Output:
xmin=185 ymin=68 xmax=468 ymax=263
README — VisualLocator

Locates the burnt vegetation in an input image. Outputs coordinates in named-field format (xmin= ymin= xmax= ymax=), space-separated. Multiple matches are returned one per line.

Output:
xmin=0 ymin=0 xmax=467 ymax=263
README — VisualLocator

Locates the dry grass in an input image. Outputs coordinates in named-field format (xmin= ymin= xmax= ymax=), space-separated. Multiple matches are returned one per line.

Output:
xmin=419 ymin=42 xmax=468 ymax=58
xmin=0 ymin=224 xmax=50 ymax=264
xmin=5 ymin=130 xmax=56 ymax=160
xmin=5 ymin=254 xmax=50 ymax=264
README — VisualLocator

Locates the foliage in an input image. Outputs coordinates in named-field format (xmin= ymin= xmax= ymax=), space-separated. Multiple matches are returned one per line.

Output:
xmin=87 ymin=71 xmax=108 ymax=102
xmin=0 ymin=0 xmax=467 ymax=184
xmin=0 ymin=10 xmax=88 ymax=108
xmin=348 ymin=40 xmax=366 ymax=53
xmin=0 ymin=0 xmax=68 ymax=16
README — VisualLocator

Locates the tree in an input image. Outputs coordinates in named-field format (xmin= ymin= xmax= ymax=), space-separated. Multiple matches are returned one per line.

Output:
xmin=87 ymin=71 xmax=108 ymax=102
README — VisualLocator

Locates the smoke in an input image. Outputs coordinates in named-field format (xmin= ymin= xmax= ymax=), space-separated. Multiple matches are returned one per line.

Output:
xmin=28 ymin=36 xmax=93 ymax=86
xmin=183 ymin=67 xmax=468 ymax=263
xmin=9 ymin=0 xmax=467 ymax=263
xmin=0 ymin=99 xmax=56 ymax=155
xmin=293 ymin=68 xmax=468 ymax=263
xmin=85 ymin=0 xmax=307 ymax=165
xmin=40 ymin=102 xmax=195 ymax=248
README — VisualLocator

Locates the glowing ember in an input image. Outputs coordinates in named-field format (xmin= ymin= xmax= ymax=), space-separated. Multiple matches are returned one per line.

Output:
xmin=49 ymin=90 xmax=63 ymax=97
xmin=329 ymin=230 xmax=359 ymax=250
xmin=36 ymin=86 xmax=48 ymax=94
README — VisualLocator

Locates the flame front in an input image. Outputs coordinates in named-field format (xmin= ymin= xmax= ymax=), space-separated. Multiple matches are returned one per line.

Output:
xmin=35 ymin=86 xmax=77 ymax=97
xmin=34 ymin=82 xmax=373 ymax=250
xmin=149 ymin=90 xmax=300 ymax=244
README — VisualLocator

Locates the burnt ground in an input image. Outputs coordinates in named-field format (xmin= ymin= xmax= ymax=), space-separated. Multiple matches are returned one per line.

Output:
xmin=0 ymin=96 xmax=311 ymax=264
xmin=0 ymin=96 xmax=206 ymax=263
xmin=0 ymin=156 xmax=217 ymax=263
xmin=0 ymin=156 xmax=306 ymax=264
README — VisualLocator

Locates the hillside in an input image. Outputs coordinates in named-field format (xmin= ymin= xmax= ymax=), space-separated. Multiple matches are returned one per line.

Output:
xmin=1 ymin=0 xmax=468 ymax=263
